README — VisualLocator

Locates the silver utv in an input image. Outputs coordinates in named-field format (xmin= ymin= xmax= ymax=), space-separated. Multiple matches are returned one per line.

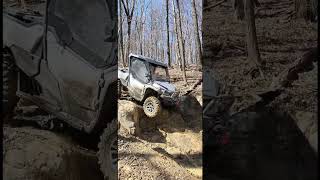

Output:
xmin=2 ymin=0 xmax=118 ymax=179
xmin=118 ymin=54 xmax=178 ymax=118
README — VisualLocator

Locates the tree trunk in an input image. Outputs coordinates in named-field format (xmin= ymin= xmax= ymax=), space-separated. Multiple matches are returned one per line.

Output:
xmin=166 ymin=0 xmax=171 ymax=67
xmin=233 ymin=0 xmax=245 ymax=20
xmin=119 ymin=2 xmax=125 ymax=66
xmin=310 ymin=0 xmax=318 ymax=21
xmin=295 ymin=0 xmax=317 ymax=21
xmin=173 ymin=1 xmax=182 ymax=70
xmin=244 ymin=0 xmax=262 ymax=68
xmin=20 ymin=0 xmax=27 ymax=10
xmin=191 ymin=0 xmax=202 ymax=68
xmin=126 ymin=19 xmax=132 ymax=64
xmin=121 ymin=0 xmax=136 ymax=66
xmin=175 ymin=0 xmax=187 ymax=84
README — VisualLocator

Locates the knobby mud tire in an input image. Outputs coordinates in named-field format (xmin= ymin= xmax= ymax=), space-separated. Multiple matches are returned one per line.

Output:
xmin=2 ymin=50 xmax=18 ymax=116
xmin=143 ymin=96 xmax=161 ymax=118
xmin=97 ymin=120 xmax=118 ymax=180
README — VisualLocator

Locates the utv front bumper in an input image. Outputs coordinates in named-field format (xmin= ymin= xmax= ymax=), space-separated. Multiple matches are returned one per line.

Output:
xmin=160 ymin=92 xmax=179 ymax=106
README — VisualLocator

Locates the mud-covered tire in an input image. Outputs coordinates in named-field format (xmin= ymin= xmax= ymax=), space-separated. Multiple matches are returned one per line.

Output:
xmin=97 ymin=120 xmax=118 ymax=180
xmin=2 ymin=50 xmax=18 ymax=115
xmin=143 ymin=96 xmax=161 ymax=118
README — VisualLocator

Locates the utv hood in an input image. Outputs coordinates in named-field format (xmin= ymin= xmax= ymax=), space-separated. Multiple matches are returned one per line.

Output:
xmin=154 ymin=81 xmax=176 ymax=93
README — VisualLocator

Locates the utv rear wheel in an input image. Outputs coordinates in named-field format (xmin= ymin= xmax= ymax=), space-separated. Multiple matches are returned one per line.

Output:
xmin=98 ymin=120 xmax=118 ymax=180
xmin=3 ymin=50 xmax=18 ymax=115
xmin=143 ymin=96 xmax=161 ymax=118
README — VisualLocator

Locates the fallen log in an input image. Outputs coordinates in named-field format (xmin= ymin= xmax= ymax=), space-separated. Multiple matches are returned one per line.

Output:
xmin=204 ymin=0 xmax=226 ymax=11
xmin=184 ymin=78 xmax=202 ymax=95
xmin=270 ymin=48 xmax=318 ymax=89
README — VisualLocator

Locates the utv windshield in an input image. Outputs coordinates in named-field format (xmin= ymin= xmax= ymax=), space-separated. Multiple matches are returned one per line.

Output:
xmin=130 ymin=57 xmax=149 ymax=83
xmin=150 ymin=64 xmax=170 ymax=82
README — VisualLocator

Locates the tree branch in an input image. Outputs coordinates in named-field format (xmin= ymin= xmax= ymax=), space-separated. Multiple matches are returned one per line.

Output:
xmin=203 ymin=0 xmax=226 ymax=11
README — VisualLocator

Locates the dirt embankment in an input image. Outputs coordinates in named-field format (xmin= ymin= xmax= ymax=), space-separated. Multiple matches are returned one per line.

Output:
xmin=3 ymin=125 xmax=103 ymax=180
xmin=203 ymin=0 xmax=317 ymax=150
xmin=118 ymin=92 xmax=203 ymax=180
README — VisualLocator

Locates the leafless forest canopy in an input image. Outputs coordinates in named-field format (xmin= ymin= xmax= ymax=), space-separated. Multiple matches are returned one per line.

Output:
xmin=119 ymin=0 xmax=203 ymax=70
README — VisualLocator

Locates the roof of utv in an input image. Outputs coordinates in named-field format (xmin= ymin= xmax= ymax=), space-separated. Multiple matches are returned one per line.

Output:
xmin=129 ymin=53 xmax=168 ymax=68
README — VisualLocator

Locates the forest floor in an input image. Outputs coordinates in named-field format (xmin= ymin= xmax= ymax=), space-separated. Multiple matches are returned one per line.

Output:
xmin=202 ymin=0 xmax=317 ymax=179
xmin=203 ymin=0 xmax=317 ymax=144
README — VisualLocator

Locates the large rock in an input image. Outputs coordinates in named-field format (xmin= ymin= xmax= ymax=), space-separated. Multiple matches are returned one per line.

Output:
xmin=3 ymin=126 xmax=103 ymax=180
xmin=118 ymin=100 xmax=179 ymax=135
xmin=118 ymin=100 xmax=145 ymax=135
xmin=118 ymin=99 xmax=202 ymax=155
xmin=118 ymin=98 xmax=202 ymax=134
xmin=118 ymin=99 xmax=203 ymax=179
xmin=293 ymin=111 xmax=318 ymax=152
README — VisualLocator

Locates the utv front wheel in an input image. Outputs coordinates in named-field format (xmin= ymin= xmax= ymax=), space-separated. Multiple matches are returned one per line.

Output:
xmin=143 ymin=96 xmax=161 ymax=118
xmin=98 ymin=120 xmax=118 ymax=180
xmin=2 ymin=50 xmax=18 ymax=115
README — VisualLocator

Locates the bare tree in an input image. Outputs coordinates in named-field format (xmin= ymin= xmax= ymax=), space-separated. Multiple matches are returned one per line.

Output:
xmin=166 ymin=0 xmax=171 ymax=67
xmin=244 ymin=0 xmax=263 ymax=72
xmin=119 ymin=0 xmax=202 ymax=73
xmin=233 ymin=0 xmax=259 ymax=20
xmin=121 ymin=0 xmax=137 ymax=66
xmin=295 ymin=0 xmax=318 ymax=21
xmin=233 ymin=0 xmax=245 ymax=20
xmin=174 ymin=0 xmax=187 ymax=84
xmin=135 ymin=0 xmax=150 ymax=55
xmin=20 ymin=0 xmax=27 ymax=10
xmin=191 ymin=0 xmax=202 ymax=68
xmin=172 ymin=0 xmax=182 ymax=69
xmin=119 ymin=1 xmax=125 ymax=66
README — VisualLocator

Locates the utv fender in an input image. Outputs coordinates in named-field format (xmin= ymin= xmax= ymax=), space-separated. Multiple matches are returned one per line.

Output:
xmin=85 ymin=66 xmax=118 ymax=134
xmin=3 ymin=36 xmax=14 ymax=49
xmin=118 ymin=78 xmax=128 ymax=87
xmin=143 ymin=88 xmax=159 ymax=101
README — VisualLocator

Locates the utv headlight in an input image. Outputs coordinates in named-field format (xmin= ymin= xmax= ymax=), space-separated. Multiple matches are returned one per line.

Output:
xmin=160 ymin=89 xmax=172 ymax=96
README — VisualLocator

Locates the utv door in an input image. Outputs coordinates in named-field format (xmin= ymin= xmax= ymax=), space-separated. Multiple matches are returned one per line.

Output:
xmin=128 ymin=58 xmax=149 ymax=101
xmin=46 ymin=0 xmax=117 ymax=127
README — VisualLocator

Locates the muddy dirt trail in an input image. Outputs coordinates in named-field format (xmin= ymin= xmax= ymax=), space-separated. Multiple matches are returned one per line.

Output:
xmin=118 ymin=132 xmax=201 ymax=180
xmin=118 ymin=89 xmax=203 ymax=180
